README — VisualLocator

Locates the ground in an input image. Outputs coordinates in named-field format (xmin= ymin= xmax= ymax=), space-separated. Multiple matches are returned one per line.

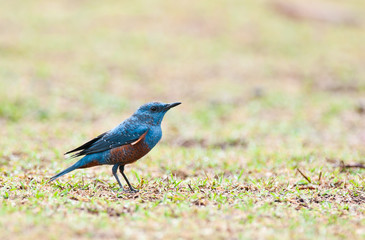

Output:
xmin=0 ymin=0 xmax=365 ymax=239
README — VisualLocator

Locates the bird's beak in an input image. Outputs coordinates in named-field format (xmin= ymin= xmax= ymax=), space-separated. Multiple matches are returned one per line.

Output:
xmin=165 ymin=102 xmax=181 ymax=110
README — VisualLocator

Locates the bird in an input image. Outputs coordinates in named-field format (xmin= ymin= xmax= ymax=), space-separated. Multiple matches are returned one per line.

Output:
xmin=50 ymin=101 xmax=181 ymax=192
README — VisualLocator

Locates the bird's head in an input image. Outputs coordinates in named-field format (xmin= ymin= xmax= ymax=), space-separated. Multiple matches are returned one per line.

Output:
xmin=133 ymin=102 xmax=181 ymax=125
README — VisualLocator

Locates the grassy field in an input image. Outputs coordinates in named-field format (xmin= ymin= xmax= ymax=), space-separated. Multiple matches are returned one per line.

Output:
xmin=1 ymin=0 xmax=365 ymax=239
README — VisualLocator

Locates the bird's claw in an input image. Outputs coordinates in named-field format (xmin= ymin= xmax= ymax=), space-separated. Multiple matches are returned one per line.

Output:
xmin=127 ymin=188 xmax=139 ymax=193
xmin=120 ymin=186 xmax=139 ymax=193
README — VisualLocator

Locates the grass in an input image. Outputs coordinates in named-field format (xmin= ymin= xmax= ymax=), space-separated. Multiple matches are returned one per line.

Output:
xmin=1 ymin=0 xmax=365 ymax=239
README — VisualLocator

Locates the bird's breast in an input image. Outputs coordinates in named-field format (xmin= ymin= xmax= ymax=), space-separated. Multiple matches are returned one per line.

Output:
xmin=144 ymin=127 xmax=162 ymax=149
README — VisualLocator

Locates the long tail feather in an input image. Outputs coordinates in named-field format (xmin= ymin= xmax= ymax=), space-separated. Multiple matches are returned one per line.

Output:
xmin=49 ymin=163 xmax=80 ymax=182
xmin=49 ymin=156 xmax=101 ymax=182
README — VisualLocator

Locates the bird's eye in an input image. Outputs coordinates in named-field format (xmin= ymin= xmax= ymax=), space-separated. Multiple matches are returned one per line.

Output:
xmin=150 ymin=106 xmax=157 ymax=112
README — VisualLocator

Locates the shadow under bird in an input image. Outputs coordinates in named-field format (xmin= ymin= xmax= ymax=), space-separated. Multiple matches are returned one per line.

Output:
xmin=50 ymin=102 xmax=181 ymax=192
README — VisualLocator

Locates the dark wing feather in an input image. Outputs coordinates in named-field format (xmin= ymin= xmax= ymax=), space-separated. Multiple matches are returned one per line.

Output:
xmin=65 ymin=127 xmax=148 ymax=158
xmin=65 ymin=132 xmax=108 ymax=155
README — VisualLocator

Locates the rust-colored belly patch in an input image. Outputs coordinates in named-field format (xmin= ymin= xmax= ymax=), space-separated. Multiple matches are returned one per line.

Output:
xmin=109 ymin=131 xmax=151 ymax=165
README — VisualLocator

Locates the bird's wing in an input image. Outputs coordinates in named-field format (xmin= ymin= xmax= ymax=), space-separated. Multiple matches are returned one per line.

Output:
xmin=65 ymin=126 xmax=148 ymax=158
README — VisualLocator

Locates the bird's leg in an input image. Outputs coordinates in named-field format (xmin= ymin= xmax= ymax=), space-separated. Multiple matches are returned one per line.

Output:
xmin=119 ymin=165 xmax=138 ymax=192
xmin=112 ymin=164 xmax=124 ymax=189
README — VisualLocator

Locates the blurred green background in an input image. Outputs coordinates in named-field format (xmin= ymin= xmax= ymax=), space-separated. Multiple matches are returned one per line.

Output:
xmin=0 ymin=0 xmax=364 ymax=239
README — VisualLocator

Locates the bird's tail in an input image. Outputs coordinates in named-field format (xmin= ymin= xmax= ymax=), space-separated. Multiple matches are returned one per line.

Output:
xmin=49 ymin=157 xmax=98 ymax=182
xmin=50 ymin=163 xmax=80 ymax=182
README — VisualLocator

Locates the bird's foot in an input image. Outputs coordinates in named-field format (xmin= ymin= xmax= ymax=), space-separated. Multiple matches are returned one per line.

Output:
xmin=127 ymin=188 xmax=139 ymax=193
xmin=120 ymin=186 xmax=139 ymax=193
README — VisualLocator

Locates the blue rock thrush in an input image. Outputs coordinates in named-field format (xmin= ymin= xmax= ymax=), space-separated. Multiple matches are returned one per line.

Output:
xmin=50 ymin=102 xmax=181 ymax=192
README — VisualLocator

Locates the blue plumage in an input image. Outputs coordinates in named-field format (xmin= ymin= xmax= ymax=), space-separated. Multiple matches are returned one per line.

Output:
xmin=50 ymin=102 xmax=181 ymax=192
